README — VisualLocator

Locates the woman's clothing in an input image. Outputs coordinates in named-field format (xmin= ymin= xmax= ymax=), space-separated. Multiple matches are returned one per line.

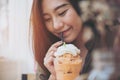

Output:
xmin=36 ymin=63 xmax=48 ymax=80
xmin=81 ymin=39 xmax=95 ymax=74
xmin=81 ymin=50 xmax=92 ymax=74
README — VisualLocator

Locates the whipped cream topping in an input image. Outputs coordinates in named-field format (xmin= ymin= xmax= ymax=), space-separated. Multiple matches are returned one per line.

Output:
xmin=54 ymin=44 xmax=80 ymax=57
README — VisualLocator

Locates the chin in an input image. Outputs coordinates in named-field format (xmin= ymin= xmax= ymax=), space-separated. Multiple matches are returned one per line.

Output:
xmin=64 ymin=37 xmax=75 ymax=43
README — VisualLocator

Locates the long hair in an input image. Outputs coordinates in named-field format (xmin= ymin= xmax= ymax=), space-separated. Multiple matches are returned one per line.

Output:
xmin=30 ymin=0 xmax=59 ymax=75
xmin=30 ymin=0 xmax=81 ymax=76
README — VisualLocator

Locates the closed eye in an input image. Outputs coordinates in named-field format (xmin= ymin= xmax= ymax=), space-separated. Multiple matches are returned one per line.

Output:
xmin=44 ymin=18 xmax=52 ymax=23
xmin=58 ymin=9 xmax=68 ymax=16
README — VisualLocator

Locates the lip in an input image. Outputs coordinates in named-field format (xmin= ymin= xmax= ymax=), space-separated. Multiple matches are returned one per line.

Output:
xmin=63 ymin=27 xmax=72 ymax=37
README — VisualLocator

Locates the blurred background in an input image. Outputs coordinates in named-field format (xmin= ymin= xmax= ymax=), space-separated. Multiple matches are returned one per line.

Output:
xmin=0 ymin=0 xmax=35 ymax=80
xmin=79 ymin=0 xmax=120 ymax=80
xmin=0 ymin=0 xmax=119 ymax=80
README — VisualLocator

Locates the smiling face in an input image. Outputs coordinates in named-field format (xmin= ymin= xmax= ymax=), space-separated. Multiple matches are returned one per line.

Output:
xmin=42 ymin=0 xmax=82 ymax=43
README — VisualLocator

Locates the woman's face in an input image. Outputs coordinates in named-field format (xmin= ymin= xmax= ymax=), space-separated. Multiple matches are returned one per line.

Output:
xmin=42 ymin=0 xmax=82 ymax=43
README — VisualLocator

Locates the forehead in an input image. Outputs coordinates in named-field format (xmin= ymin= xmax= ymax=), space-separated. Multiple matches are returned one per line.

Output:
xmin=42 ymin=0 xmax=69 ymax=13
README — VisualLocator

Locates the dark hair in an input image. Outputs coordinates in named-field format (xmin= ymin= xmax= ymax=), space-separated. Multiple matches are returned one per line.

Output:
xmin=69 ymin=0 xmax=81 ymax=15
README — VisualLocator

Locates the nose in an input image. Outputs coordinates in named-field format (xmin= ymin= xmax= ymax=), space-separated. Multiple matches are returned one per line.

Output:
xmin=53 ymin=18 xmax=64 ymax=31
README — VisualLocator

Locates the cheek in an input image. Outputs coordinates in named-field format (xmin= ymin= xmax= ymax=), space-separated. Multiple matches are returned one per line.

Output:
xmin=46 ymin=26 xmax=52 ymax=33
xmin=46 ymin=26 xmax=59 ymax=37
xmin=77 ymin=19 xmax=82 ymax=30
xmin=65 ymin=11 xmax=76 ymax=23
xmin=71 ymin=17 xmax=82 ymax=32
xmin=65 ymin=9 xmax=82 ymax=27
xmin=46 ymin=26 xmax=54 ymax=35
xmin=46 ymin=22 xmax=54 ymax=32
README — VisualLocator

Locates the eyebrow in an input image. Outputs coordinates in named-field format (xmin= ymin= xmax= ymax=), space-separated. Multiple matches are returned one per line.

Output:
xmin=43 ymin=3 xmax=69 ymax=16
xmin=54 ymin=3 xmax=69 ymax=11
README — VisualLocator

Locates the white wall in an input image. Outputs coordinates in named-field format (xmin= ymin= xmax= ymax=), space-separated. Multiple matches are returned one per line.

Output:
xmin=8 ymin=0 xmax=34 ymax=74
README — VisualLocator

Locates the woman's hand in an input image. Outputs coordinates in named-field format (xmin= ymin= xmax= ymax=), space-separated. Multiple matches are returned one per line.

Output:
xmin=75 ymin=74 xmax=88 ymax=80
xmin=44 ymin=41 xmax=63 ymax=76
xmin=48 ymin=74 xmax=56 ymax=80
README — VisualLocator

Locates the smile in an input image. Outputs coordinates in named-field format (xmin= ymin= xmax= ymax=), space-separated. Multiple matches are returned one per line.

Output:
xmin=63 ymin=27 xmax=72 ymax=37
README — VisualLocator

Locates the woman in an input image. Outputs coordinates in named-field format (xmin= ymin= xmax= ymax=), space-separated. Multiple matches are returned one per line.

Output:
xmin=30 ymin=0 xmax=93 ymax=80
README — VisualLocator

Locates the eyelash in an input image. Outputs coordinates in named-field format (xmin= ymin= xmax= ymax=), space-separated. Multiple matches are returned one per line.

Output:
xmin=58 ymin=9 xmax=68 ymax=16
xmin=44 ymin=9 xmax=68 ymax=23
xmin=44 ymin=18 xmax=52 ymax=23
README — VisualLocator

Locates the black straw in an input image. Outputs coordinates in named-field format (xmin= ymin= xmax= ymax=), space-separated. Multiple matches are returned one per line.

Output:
xmin=60 ymin=33 xmax=64 ymax=42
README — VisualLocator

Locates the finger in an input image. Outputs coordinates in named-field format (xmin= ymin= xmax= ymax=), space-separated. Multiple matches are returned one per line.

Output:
xmin=46 ymin=41 xmax=63 ymax=57
xmin=51 ymin=41 xmax=63 ymax=48
xmin=49 ymin=74 xmax=56 ymax=80
xmin=46 ymin=47 xmax=57 ymax=57
xmin=47 ymin=51 xmax=56 ymax=58
xmin=44 ymin=56 xmax=53 ymax=67
xmin=44 ymin=56 xmax=55 ymax=74
xmin=44 ymin=49 xmax=55 ymax=61
xmin=47 ymin=41 xmax=63 ymax=53
xmin=44 ymin=51 xmax=55 ymax=66
xmin=74 ymin=76 xmax=81 ymax=80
